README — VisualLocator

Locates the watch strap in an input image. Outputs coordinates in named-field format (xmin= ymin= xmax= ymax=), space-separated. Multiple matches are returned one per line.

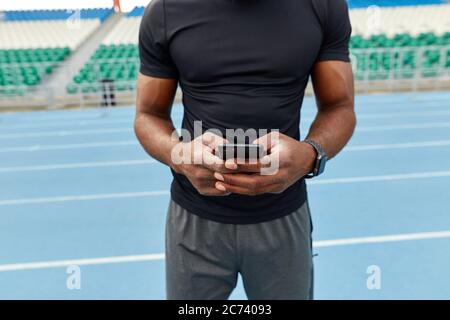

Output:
xmin=303 ymin=139 xmax=327 ymax=178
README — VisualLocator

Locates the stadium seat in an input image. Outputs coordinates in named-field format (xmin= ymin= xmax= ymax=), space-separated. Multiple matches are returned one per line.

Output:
xmin=68 ymin=11 xmax=142 ymax=94
xmin=2 ymin=8 xmax=113 ymax=22
xmin=350 ymin=4 xmax=450 ymax=37
xmin=0 ymin=8 xmax=112 ymax=95
xmin=0 ymin=47 xmax=71 ymax=95
xmin=0 ymin=20 xmax=101 ymax=50
xmin=69 ymin=3 xmax=450 ymax=94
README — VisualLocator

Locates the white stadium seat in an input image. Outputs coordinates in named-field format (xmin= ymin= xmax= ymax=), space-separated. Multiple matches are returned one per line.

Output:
xmin=0 ymin=20 xmax=101 ymax=50
xmin=102 ymin=17 xmax=140 ymax=45
xmin=350 ymin=4 xmax=450 ymax=37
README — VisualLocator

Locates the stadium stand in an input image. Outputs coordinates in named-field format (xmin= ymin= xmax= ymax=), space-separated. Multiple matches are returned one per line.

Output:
xmin=0 ymin=21 xmax=101 ymax=50
xmin=1 ymin=1 xmax=449 ymax=102
xmin=67 ymin=1 xmax=450 ymax=95
xmin=0 ymin=8 xmax=113 ymax=96
xmin=66 ymin=11 xmax=140 ymax=94
xmin=126 ymin=6 xmax=145 ymax=17
xmin=350 ymin=3 xmax=450 ymax=80
xmin=0 ymin=8 xmax=112 ymax=22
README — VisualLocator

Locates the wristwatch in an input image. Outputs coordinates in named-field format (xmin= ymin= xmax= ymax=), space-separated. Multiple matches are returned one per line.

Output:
xmin=303 ymin=139 xmax=327 ymax=179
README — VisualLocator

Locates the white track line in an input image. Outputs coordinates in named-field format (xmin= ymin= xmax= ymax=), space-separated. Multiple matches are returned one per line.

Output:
xmin=1 ymin=94 xmax=448 ymax=122
xmin=344 ymin=140 xmax=450 ymax=151
xmin=1 ymin=230 xmax=450 ymax=272
xmin=313 ymin=230 xmax=450 ymax=248
xmin=0 ymin=118 xmax=133 ymax=130
xmin=3 ymin=121 xmax=450 ymax=139
xmin=309 ymin=170 xmax=450 ymax=185
xmin=0 ymin=141 xmax=137 ymax=153
xmin=4 ymin=110 xmax=450 ymax=130
xmin=0 ymin=93 xmax=447 ymax=122
xmin=0 ymin=140 xmax=448 ymax=172
xmin=0 ymin=191 xmax=170 ymax=206
xmin=0 ymin=160 xmax=157 ymax=173
xmin=0 ymin=112 xmax=124 ymax=122
xmin=1 ymin=170 xmax=450 ymax=206
xmin=2 ymin=138 xmax=450 ymax=154
xmin=0 ymin=139 xmax=446 ymax=173
xmin=356 ymin=110 xmax=450 ymax=119
xmin=302 ymin=110 xmax=450 ymax=122
xmin=0 ymin=254 xmax=166 ymax=272
xmin=0 ymin=128 xmax=130 ymax=139
xmin=358 ymin=122 xmax=450 ymax=132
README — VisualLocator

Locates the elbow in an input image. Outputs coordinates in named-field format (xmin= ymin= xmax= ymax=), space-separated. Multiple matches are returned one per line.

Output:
xmin=134 ymin=112 xmax=144 ymax=139
xmin=350 ymin=107 xmax=357 ymax=127
xmin=348 ymin=107 xmax=357 ymax=137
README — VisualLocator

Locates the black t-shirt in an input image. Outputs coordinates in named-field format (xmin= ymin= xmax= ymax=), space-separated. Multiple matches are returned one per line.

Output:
xmin=139 ymin=0 xmax=351 ymax=224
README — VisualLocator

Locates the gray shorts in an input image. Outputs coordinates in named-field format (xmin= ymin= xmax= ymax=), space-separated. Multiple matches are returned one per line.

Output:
xmin=165 ymin=199 xmax=314 ymax=300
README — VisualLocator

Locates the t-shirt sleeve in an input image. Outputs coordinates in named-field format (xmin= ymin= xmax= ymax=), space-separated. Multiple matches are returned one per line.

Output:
xmin=316 ymin=0 xmax=352 ymax=63
xmin=139 ymin=0 xmax=179 ymax=78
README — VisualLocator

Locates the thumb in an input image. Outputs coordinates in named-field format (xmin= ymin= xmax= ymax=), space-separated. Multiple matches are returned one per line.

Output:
xmin=253 ymin=131 xmax=280 ymax=153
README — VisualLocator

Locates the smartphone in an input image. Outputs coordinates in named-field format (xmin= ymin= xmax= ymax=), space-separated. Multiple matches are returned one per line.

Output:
xmin=216 ymin=144 xmax=266 ymax=161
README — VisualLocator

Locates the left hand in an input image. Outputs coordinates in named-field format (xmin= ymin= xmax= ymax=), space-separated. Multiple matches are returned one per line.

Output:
xmin=214 ymin=132 xmax=317 ymax=196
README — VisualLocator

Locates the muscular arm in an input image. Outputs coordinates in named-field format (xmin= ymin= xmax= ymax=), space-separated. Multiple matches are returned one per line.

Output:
xmin=307 ymin=60 xmax=356 ymax=159
xmin=135 ymin=73 xmax=230 ymax=196
xmin=134 ymin=73 xmax=179 ymax=168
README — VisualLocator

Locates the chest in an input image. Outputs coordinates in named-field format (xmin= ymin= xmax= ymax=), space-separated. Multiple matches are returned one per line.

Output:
xmin=169 ymin=9 xmax=323 ymax=83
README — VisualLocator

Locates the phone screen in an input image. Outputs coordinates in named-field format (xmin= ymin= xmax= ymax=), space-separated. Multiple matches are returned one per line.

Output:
xmin=216 ymin=144 xmax=266 ymax=160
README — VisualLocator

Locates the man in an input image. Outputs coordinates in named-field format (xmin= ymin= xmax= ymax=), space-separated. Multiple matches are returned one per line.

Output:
xmin=135 ymin=0 xmax=356 ymax=300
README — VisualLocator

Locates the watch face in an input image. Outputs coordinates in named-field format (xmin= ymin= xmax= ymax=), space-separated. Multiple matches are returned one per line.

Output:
xmin=318 ymin=156 xmax=327 ymax=175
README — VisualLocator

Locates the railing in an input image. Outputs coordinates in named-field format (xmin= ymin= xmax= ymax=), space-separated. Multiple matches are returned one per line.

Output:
xmin=1 ymin=46 xmax=449 ymax=109
xmin=350 ymin=45 xmax=450 ymax=92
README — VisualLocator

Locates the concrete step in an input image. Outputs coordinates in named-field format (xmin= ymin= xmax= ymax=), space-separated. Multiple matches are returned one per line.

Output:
xmin=40 ymin=12 xmax=124 ymax=99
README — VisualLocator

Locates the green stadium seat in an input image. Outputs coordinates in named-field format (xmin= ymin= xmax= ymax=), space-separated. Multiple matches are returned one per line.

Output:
xmin=0 ymin=47 xmax=71 ymax=95
xmin=68 ymin=43 xmax=140 ymax=94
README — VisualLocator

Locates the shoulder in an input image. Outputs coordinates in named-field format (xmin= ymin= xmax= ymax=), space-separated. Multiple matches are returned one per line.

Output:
xmin=142 ymin=0 xmax=165 ymax=24
xmin=311 ymin=0 xmax=349 ymax=27
xmin=311 ymin=0 xmax=349 ymax=15
xmin=140 ymin=0 xmax=167 ymax=38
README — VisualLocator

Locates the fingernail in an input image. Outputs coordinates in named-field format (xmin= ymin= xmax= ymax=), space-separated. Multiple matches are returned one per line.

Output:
xmin=216 ymin=182 xmax=226 ymax=191
xmin=225 ymin=160 xmax=238 ymax=170
xmin=261 ymin=156 xmax=271 ymax=165
xmin=214 ymin=173 xmax=224 ymax=181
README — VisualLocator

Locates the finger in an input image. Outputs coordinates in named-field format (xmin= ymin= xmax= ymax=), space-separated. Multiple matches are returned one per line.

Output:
xmin=198 ymin=144 xmax=229 ymax=172
xmin=235 ymin=157 xmax=272 ymax=173
xmin=224 ymin=158 xmax=238 ymax=170
xmin=204 ymin=147 xmax=239 ymax=172
xmin=192 ymin=166 xmax=216 ymax=180
xmin=202 ymin=152 xmax=237 ymax=173
xmin=198 ymin=186 xmax=231 ymax=196
xmin=252 ymin=131 xmax=280 ymax=153
xmin=215 ymin=181 xmax=260 ymax=196
xmin=265 ymin=144 xmax=282 ymax=168
xmin=214 ymin=172 xmax=280 ymax=190
xmin=224 ymin=156 xmax=269 ymax=172
xmin=202 ymin=132 xmax=229 ymax=150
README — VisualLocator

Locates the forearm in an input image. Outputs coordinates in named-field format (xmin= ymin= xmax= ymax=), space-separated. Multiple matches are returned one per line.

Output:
xmin=134 ymin=112 xmax=180 ymax=170
xmin=305 ymin=104 xmax=356 ymax=159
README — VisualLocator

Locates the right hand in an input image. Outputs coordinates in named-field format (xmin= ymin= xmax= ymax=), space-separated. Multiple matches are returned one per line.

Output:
xmin=171 ymin=132 xmax=237 ymax=196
